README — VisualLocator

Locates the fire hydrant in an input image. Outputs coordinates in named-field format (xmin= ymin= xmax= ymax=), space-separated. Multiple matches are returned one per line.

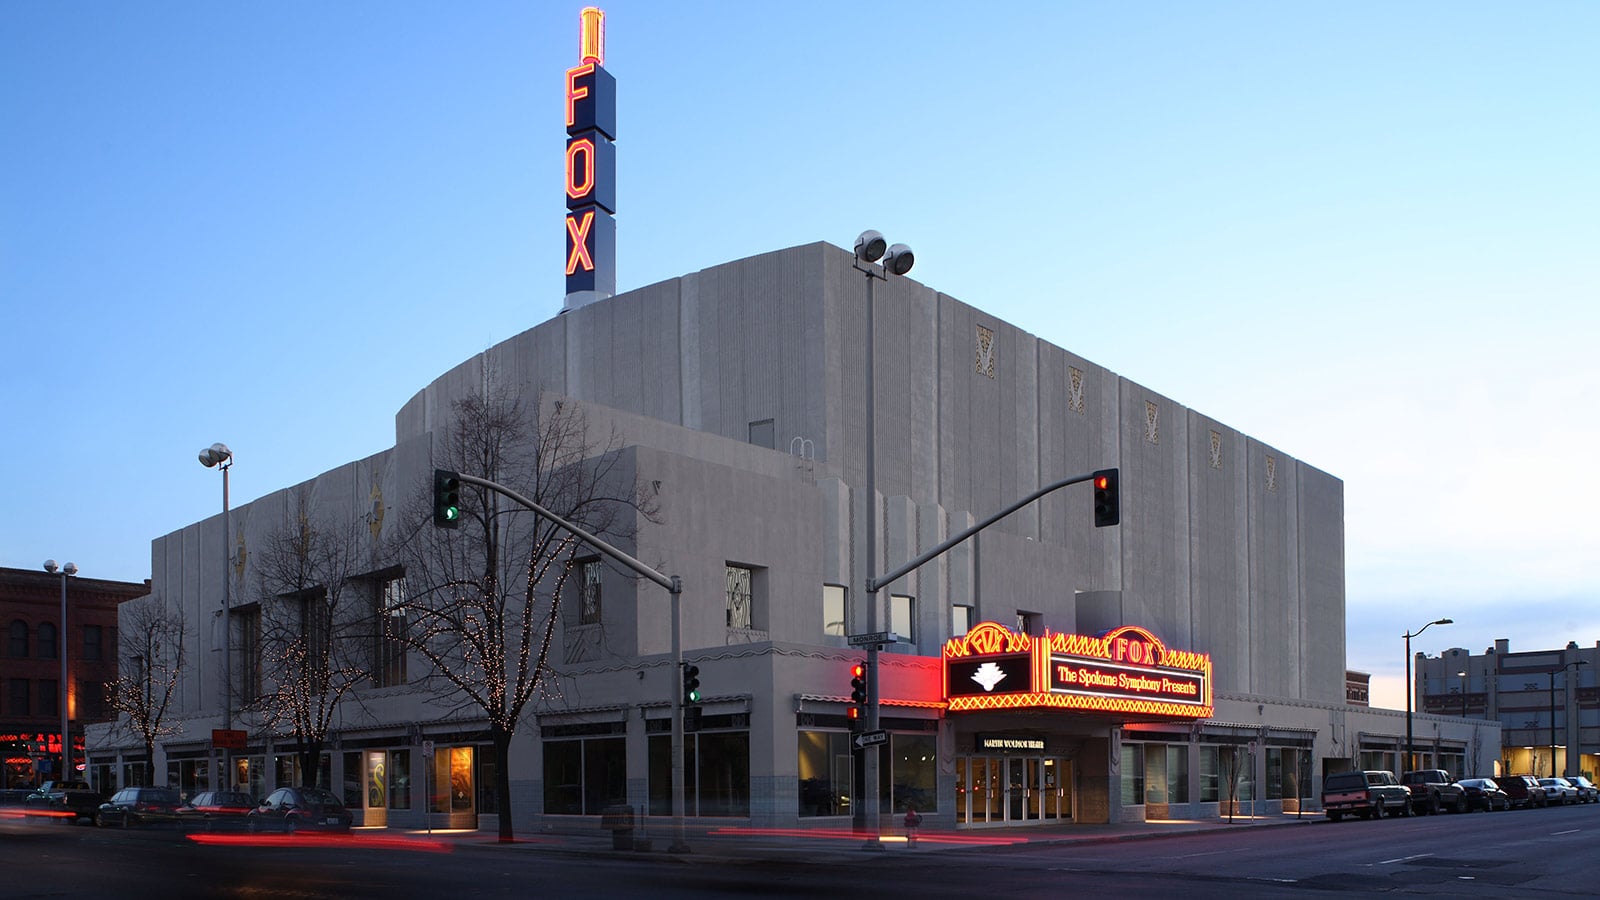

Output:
xmin=904 ymin=808 xmax=922 ymax=847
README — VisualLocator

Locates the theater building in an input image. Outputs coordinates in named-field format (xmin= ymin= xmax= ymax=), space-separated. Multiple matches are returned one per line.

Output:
xmin=85 ymin=10 xmax=1499 ymax=829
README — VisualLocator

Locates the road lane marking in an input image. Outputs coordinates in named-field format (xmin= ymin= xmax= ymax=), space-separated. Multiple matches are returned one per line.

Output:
xmin=1379 ymin=853 xmax=1433 ymax=865
xmin=1552 ymin=829 xmax=1581 ymax=836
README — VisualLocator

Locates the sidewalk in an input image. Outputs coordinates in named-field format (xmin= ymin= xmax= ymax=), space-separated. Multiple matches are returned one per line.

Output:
xmin=397 ymin=811 xmax=1318 ymax=863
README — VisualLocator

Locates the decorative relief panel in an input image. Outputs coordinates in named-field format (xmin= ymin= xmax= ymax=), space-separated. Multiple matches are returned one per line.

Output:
xmin=975 ymin=325 xmax=996 ymax=378
xmin=1144 ymin=401 xmax=1159 ymax=445
xmin=1265 ymin=454 xmax=1278 ymax=493
xmin=1209 ymin=430 xmax=1222 ymax=470
xmin=1068 ymin=367 xmax=1085 ymax=414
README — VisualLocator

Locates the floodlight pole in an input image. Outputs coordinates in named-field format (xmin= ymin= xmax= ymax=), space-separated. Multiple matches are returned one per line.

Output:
xmin=450 ymin=471 xmax=688 ymax=851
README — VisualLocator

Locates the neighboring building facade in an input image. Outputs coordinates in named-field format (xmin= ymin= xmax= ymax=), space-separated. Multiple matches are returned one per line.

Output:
xmin=1 ymin=566 xmax=148 ymax=789
xmin=1418 ymin=639 xmax=1595 ymax=780
xmin=87 ymin=243 xmax=1499 ymax=829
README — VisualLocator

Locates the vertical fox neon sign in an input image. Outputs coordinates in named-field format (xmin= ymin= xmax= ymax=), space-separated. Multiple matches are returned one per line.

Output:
xmin=564 ymin=7 xmax=616 ymax=308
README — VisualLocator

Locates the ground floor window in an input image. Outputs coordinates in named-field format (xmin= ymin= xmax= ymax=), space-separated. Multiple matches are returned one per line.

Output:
xmin=477 ymin=750 xmax=498 ymax=814
xmin=429 ymin=746 xmax=475 ymax=813
xmin=166 ymin=757 xmax=211 ymax=800
xmin=1140 ymin=744 xmax=1188 ymax=804
xmin=273 ymin=752 xmax=331 ymax=790
xmin=1120 ymin=743 xmax=1145 ymax=805
xmin=647 ymin=716 xmax=750 ymax=817
xmin=890 ymin=733 xmax=936 ymax=813
xmin=797 ymin=730 xmax=852 ymax=817
xmin=544 ymin=734 xmax=625 ymax=815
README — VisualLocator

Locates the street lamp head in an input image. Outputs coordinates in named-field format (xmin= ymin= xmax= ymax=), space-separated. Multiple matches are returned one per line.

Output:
xmin=1435 ymin=618 xmax=1454 ymax=625
xmin=43 ymin=559 xmax=57 ymax=574
xmin=62 ymin=562 xmax=77 ymax=577
xmin=883 ymin=243 xmax=915 ymax=276
xmin=199 ymin=442 xmax=233 ymax=468
xmin=854 ymin=230 xmax=887 ymax=264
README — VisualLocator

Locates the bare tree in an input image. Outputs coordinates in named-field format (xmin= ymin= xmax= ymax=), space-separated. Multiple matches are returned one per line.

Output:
xmin=105 ymin=600 xmax=187 ymax=784
xmin=242 ymin=487 xmax=372 ymax=787
xmin=393 ymin=387 xmax=657 ymax=841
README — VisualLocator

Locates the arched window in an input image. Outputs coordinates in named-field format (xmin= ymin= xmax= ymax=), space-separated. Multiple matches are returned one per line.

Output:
xmin=38 ymin=622 xmax=58 ymax=660
xmin=8 ymin=620 xmax=28 ymax=657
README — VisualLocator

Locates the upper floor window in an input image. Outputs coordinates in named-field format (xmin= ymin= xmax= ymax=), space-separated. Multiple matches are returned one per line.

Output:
xmin=1016 ymin=611 xmax=1042 ymax=636
xmin=373 ymin=575 xmax=407 ymax=688
xmin=38 ymin=622 xmax=58 ymax=660
xmin=726 ymin=566 xmax=753 ymax=630
xmin=823 ymin=585 xmax=847 ymax=637
xmin=952 ymin=604 xmax=973 ymax=637
xmin=8 ymin=621 xmax=28 ymax=658
xmin=891 ymin=594 xmax=916 ymax=645
xmin=234 ymin=605 xmax=262 ymax=702
xmin=8 ymin=679 xmax=29 ymax=716
xmin=580 ymin=559 xmax=603 ymax=626
xmin=83 ymin=625 xmax=103 ymax=661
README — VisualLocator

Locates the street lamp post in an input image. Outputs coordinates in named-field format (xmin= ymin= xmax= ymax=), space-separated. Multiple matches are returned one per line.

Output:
xmin=852 ymin=230 xmax=914 ymax=848
xmin=1457 ymin=670 xmax=1467 ymax=719
xmin=43 ymin=560 xmax=78 ymax=780
xmin=1403 ymin=617 xmax=1452 ymax=773
xmin=1550 ymin=660 xmax=1588 ymax=778
xmin=199 ymin=442 xmax=233 ymax=790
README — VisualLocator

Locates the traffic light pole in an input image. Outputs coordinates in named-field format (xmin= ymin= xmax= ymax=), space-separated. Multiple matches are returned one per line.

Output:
xmin=448 ymin=472 xmax=688 ymax=851
xmin=860 ymin=468 xmax=1111 ymax=844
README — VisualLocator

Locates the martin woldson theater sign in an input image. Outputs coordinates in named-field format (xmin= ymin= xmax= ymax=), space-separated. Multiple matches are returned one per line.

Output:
xmin=943 ymin=622 xmax=1214 ymax=719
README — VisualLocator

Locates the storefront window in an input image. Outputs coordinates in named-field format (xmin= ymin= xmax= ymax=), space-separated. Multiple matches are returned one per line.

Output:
xmin=797 ymin=731 xmax=852 ymax=817
xmin=1167 ymin=745 xmax=1189 ymax=803
xmin=1200 ymin=746 xmax=1219 ymax=802
xmin=1120 ymin=743 xmax=1145 ymax=806
xmin=477 ymin=751 xmax=498 ymax=814
xmin=1266 ymin=748 xmax=1285 ymax=800
xmin=543 ymin=737 xmax=625 ymax=815
xmin=1144 ymin=743 xmax=1168 ymax=803
xmin=647 ymin=715 xmax=749 ymax=817
xmin=389 ymin=749 xmax=411 ymax=810
xmin=1220 ymin=746 xmax=1252 ymax=802
xmin=890 ymin=734 xmax=936 ymax=814
xmin=342 ymin=751 xmax=361 ymax=808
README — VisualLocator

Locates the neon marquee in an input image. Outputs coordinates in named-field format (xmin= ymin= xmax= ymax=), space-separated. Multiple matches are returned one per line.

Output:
xmin=943 ymin=622 xmax=1213 ymax=718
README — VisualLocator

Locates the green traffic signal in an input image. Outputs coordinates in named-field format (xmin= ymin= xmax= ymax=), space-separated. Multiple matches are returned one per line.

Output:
xmin=434 ymin=469 xmax=462 ymax=528
xmin=682 ymin=664 xmax=701 ymax=705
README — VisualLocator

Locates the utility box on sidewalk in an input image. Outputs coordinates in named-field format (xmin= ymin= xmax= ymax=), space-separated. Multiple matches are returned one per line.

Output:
xmin=600 ymin=804 xmax=634 ymax=850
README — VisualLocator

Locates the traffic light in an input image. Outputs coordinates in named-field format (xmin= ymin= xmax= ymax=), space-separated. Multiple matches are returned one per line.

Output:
xmin=433 ymin=469 xmax=461 ymax=528
xmin=682 ymin=664 xmax=701 ymax=705
xmin=848 ymin=663 xmax=867 ymax=719
xmin=1092 ymin=468 xmax=1120 ymax=528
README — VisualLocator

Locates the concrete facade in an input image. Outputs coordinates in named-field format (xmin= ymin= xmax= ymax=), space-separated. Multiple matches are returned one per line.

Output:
xmin=86 ymin=242 xmax=1498 ymax=830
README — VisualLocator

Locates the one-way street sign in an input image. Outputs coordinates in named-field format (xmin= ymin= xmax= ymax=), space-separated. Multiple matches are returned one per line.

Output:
xmin=854 ymin=730 xmax=888 ymax=749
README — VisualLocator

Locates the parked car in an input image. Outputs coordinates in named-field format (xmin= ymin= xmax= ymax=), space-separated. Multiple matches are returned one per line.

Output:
xmin=246 ymin=786 xmax=353 ymax=834
xmin=25 ymin=780 xmax=104 ymax=823
xmin=1400 ymin=770 xmax=1468 ymax=815
xmin=1455 ymin=778 xmax=1510 ymax=812
xmin=1321 ymin=770 xmax=1412 ymax=821
xmin=96 ymin=786 xmax=181 ymax=827
xmin=1539 ymin=777 xmax=1580 ymax=805
xmin=176 ymin=790 xmax=255 ymax=831
xmin=1493 ymin=775 xmax=1549 ymax=809
xmin=1565 ymin=775 xmax=1599 ymax=803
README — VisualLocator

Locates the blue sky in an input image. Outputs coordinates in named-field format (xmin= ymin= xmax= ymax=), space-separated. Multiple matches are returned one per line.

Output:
xmin=5 ymin=2 xmax=1597 ymax=711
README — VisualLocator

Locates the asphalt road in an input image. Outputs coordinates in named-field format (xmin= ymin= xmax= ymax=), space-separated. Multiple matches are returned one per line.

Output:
xmin=3 ymin=803 xmax=1597 ymax=898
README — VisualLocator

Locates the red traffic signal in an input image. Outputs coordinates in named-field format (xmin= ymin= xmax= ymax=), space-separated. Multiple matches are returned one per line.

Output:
xmin=1092 ymin=468 xmax=1119 ymax=528
xmin=849 ymin=663 xmax=867 ymax=706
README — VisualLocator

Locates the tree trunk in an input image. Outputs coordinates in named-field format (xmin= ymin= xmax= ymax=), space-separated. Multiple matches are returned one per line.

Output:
xmin=493 ymin=724 xmax=514 ymax=842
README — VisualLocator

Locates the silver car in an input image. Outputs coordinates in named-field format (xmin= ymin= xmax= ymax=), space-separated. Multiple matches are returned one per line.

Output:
xmin=1539 ymin=777 xmax=1579 ymax=805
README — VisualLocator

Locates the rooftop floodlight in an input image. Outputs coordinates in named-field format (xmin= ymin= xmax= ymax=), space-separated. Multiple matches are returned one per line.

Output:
xmin=200 ymin=442 xmax=233 ymax=468
xmin=854 ymin=230 xmax=887 ymax=264
xmin=883 ymin=243 xmax=915 ymax=276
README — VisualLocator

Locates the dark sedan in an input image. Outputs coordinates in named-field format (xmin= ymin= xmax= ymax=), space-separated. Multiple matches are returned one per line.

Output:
xmin=1456 ymin=778 xmax=1510 ymax=812
xmin=246 ymin=786 xmax=353 ymax=834
xmin=96 ymin=786 xmax=181 ymax=827
xmin=176 ymin=790 xmax=255 ymax=831
xmin=1565 ymin=775 xmax=1599 ymax=803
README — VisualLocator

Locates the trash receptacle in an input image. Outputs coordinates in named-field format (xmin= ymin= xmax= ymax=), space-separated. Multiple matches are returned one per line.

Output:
xmin=600 ymin=804 xmax=634 ymax=850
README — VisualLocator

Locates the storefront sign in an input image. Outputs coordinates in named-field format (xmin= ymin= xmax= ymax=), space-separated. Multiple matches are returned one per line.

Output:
xmin=564 ymin=7 xmax=617 ymax=302
xmin=976 ymin=734 xmax=1046 ymax=752
xmin=943 ymin=622 xmax=1213 ymax=718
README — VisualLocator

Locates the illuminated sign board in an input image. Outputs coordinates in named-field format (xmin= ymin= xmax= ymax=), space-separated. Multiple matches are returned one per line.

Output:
xmin=943 ymin=622 xmax=1213 ymax=718
xmin=564 ymin=7 xmax=616 ymax=306
xmin=976 ymin=734 xmax=1046 ymax=752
